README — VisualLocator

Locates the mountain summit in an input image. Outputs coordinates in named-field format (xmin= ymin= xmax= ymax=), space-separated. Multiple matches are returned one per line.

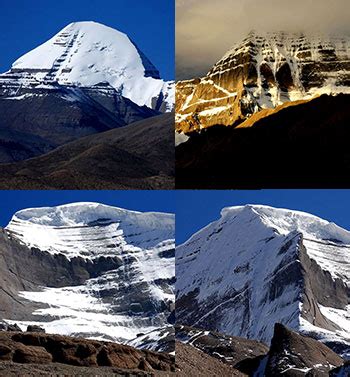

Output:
xmin=2 ymin=21 xmax=174 ymax=111
xmin=0 ymin=21 xmax=174 ymax=167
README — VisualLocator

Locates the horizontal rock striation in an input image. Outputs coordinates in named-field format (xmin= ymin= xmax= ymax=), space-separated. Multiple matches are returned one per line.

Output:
xmin=176 ymin=31 xmax=350 ymax=133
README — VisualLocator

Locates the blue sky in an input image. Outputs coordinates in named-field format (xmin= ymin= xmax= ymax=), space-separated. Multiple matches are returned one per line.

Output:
xmin=176 ymin=190 xmax=350 ymax=244
xmin=0 ymin=190 xmax=175 ymax=227
xmin=0 ymin=0 xmax=174 ymax=80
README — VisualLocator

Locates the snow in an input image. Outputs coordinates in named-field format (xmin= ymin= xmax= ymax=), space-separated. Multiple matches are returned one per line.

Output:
xmin=5 ymin=202 xmax=175 ymax=349
xmin=199 ymin=105 xmax=230 ymax=116
xmin=6 ymin=280 xmax=167 ymax=342
xmin=299 ymin=304 xmax=350 ymax=357
xmin=176 ymin=31 xmax=350 ymax=130
xmin=127 ymin=326 xmax=173 ymax=352
xmin=8 ymin=21 xmax=174 ymax=110
xmin=176 ymin=204 xmax=350 ymax=348
xmin=6 ymin=202 xmax=174 ymax=260
xmin=299 ymin=317 xmax=350 ymax=359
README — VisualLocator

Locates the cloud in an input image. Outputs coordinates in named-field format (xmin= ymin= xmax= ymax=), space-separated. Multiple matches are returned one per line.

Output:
xmin=176 ymin=0 xmax=350 ymax=80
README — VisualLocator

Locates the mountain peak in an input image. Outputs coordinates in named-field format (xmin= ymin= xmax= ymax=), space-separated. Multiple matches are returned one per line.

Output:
xmin=6 ymin=21 xmax=173 ymax=110
xmin=6 ymin=202 xmax=175 ymax=260
xmin=176 ymin=204 xmax=350 ymax=354
xmin=1 ymin=202 xmax=175 ymax=346
xmin=220 ymin=204 xmax=350 ymax=245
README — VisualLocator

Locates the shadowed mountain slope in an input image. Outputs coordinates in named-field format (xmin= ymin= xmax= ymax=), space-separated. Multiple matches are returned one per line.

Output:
xmin=176 ymin=94 xmax=350 ymax=188
xmin=0 ymin=113 xmax=174 ymax=189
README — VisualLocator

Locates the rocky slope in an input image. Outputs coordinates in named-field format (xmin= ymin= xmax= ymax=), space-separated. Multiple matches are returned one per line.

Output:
xmin=176 ymin=205 xmax=350 ymax=358
xmin=0 ymin=330 xmax=174 ymax=375
xmin=176 ymin=325 xmax=268 ymax=373
xmin=0 ymin=202 xmax=175 ymax=352
xmin=265 ymin=323 xmax=343 ymax=376
xmin=176 ymin=324 xmax=347 ymax=376
xmin=0 ymin=113 xmax=174 ymax=190
xmin=0 ymin=84 xmax=158 ymax=163
xmin=175 ymin=341 xmax=242 ymax=376
xmin=176 ymin=93 xmax=350 ymax=189
xmin=176 ymin=31 xmax=350 ymax=133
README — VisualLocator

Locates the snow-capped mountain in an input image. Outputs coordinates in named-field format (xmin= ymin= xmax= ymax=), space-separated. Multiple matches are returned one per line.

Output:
xmin=1 ymin=21 xmax=174 ymax=112
xmin=176 ymin=205 xmax=350 ymax=357
xmin=0 ymin=21 xmax=173 ymax=164
xmin=1 ymin=202 xmax=175 ymax=351
xmin=176 ymin=31 xmax=350 ymax=133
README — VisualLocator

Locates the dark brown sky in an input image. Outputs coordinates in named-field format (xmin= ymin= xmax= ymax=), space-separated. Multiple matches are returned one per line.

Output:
xmin=176 ymin=0 xmax=350 ymax=80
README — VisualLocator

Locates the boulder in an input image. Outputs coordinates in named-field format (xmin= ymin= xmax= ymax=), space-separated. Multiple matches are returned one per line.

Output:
xmin=13 ymin=345 xmax=52 ymax=364
xmin=7 ymin=324 xmax=22 ymax=332
xmin=26 ymin=325 xmax=45 ymax=333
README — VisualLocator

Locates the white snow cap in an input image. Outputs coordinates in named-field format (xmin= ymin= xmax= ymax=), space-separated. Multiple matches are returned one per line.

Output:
xmin=220 ymin=204 xmax=350 ymax=244
xmin=12 ymin=21 xmax=174 ymax=109
xmin=6 ymin=202 xmax=174 ymax=260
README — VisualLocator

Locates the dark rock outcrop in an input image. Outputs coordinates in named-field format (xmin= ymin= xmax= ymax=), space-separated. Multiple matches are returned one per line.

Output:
xmin=176 ymin=324 xmax=268 ymax=371
xmin=175 ymin=324 xmax=348 ymax=376
xmin=0 ymin=323 xmax=22 ymax=333
xmin=27 ymin=326 xmax=45 ymax=333
xmin=265 ymin=324 xmax=343 ymax=376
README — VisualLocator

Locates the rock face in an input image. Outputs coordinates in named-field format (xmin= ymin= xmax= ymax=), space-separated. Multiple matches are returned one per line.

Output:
xmin=265 ymin=323 xmax=343 ymax=376
xmin=176 ymin=31 xmax=350 ymax=133
xmin=176 ymin=324 xmax=346 ymax=376
xmin=0 ymin=85 xmax=158 ymax=163
xmin=0 ymin=331 xmax=174 ymax=373
xmin=176 ymin=205 xmax=350 ymax=357
xmin=0 ymin=202 xmax=175 ymax=351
